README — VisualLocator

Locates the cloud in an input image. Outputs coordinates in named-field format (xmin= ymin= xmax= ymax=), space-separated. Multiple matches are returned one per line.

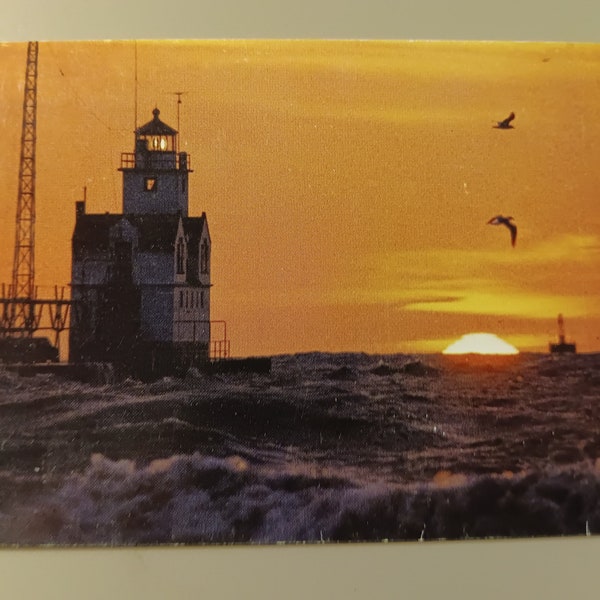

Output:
xmin=403 ymin=289 xmax=591 ymax=319
xmin=485 ymin=233 xmax=600 ymax=266
xmin=314 ymin=231 xmax=600 ymax=325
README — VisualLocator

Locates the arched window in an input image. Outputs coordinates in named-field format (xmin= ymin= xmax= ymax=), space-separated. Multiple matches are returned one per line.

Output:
xmin=200 ymin=239 xmax=210 ymax=274
xmin=176 ymin=238 xmax=185 ymax=274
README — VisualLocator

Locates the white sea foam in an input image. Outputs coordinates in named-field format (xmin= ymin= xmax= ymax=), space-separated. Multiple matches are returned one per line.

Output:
xmin=0 ymin=451 xmax=598 ymax=545
xmin=1 ymin=352 xmax=600 ymax=544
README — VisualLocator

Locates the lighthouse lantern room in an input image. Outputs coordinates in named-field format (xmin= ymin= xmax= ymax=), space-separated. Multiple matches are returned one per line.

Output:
xmin=120 ymin=107 xmax=190 ymax=216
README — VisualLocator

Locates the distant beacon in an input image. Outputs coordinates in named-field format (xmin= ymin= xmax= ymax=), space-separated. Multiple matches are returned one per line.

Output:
xmin=69 ymin=108 xmax=211 ymax=377
xmin=549 ymin=313 xmax=576 ymax=354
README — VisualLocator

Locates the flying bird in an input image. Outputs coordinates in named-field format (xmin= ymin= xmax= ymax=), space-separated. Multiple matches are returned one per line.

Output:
xmin=487 ymin=215 xmax=517 ymax=247
xmin=494 ymin=112 xmax=515 ymax=129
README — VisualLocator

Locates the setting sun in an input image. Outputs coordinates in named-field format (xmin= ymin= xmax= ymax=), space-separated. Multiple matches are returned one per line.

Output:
xmin=442 ymin=333 xmax=519 ymax=355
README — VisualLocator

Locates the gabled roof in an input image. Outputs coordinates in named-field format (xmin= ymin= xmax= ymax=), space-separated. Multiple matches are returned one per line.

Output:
xmin=72 ymin=214 xmax=123 ymax=249
xmin=135 ymin=108 xmax=177 ymax=136
xmin=182 ymin=212 xmax=209 ymax=243
xmin=72 ymin=212 xmax=208 ymax=254
xmin=135 ymin=214 xmax=181 ymax=252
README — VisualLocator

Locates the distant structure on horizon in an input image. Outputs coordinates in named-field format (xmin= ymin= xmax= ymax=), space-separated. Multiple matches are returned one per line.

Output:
xmin=549 ymin=313 xmax=576 ymax=354
xmin=69 ymin=108 xmax=217 ymax=377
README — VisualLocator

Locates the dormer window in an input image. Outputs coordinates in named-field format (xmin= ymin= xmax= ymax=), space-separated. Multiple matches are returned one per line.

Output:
xmin=176 ymin=238 xmax=185 ymax=274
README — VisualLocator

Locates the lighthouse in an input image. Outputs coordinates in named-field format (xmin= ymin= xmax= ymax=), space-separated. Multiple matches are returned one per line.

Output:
xmin=122 ymin=108 xmax=190 ymax=216
xmin=69 ymin=108 xmax=211 ymax=377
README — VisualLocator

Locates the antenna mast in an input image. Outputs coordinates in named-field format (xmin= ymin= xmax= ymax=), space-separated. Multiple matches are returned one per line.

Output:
xmin=11 ymin=41 xmax=39 ymax=335
xmin=134 ymin=41 xmax=138 ymax=131
xmin=173 ymin=91 xmax=185 ymax=153
xmin=0 ymin=41 xmax=72 ymax=352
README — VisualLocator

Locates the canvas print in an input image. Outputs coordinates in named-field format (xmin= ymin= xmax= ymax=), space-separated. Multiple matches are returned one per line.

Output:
xmin=0 ymin=39 xmax=599 ymax=545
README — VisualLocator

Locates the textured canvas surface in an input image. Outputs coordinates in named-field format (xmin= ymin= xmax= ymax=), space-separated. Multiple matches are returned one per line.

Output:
xmin=1 ymin=39 xmax=600 ymax=547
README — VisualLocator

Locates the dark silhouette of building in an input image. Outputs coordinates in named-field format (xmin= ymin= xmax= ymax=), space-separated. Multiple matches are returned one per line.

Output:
xmin=549 ymin=313 xmax=576 ymax=354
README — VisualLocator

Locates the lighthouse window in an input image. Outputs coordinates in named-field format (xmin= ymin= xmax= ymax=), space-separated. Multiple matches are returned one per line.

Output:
xmin=176 ymin=238 xmax=185 ymax=274
xmin=179 ymin=290 xmax=184 ymax=308
xmin=200 ymin=239 xmax=210 ymax=274
xmin=151 ymin=136 xmax=168 ymax=151
xmin=144 ymin=177 xmax=157 ymax=192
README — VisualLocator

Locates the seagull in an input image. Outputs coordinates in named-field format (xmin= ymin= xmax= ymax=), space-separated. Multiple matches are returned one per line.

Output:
xmin=494 ymin=112 xmax=515 ymax=129
xmin=487 ymin=215 xmax=517 ymax=247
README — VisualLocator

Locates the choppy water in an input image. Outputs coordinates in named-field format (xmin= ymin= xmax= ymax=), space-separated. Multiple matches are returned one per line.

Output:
xmin=0 ymin=352 xmax=599 ymax=545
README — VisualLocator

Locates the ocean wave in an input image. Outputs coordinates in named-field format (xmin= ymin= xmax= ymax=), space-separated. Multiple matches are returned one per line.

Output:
xmin=1 ymin=352 xmax=600 ymax=545
xmin=1 ymin=453 xmax=599 ymax=545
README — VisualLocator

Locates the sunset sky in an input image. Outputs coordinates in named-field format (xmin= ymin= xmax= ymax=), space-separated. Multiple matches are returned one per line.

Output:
xmin=1 ymin=39 xmax=600 ymax=356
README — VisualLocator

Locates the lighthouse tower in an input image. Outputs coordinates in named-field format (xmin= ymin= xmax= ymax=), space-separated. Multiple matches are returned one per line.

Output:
xmin=121 ymin=108 xmax=190 ymax=216
xmin=69 ymin=108 xmax=211 ymax=378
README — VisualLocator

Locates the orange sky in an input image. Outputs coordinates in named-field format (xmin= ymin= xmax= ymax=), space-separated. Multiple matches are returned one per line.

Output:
xmin=1 ymin=39 xmax=600 ymax=356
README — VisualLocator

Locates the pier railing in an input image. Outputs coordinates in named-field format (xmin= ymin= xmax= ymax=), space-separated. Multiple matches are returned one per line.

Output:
xmin=211 ymin=339 xmax=231 ymax=361
xmin=210 ymin=320 xmax=230 ymax=361
xmin=172 ymin=318 xmax=230 ymax=361
xmin=0 ymin=283 xmax=71 ymax=349
xmin=120 ymin=152 xmax=192 ymax=171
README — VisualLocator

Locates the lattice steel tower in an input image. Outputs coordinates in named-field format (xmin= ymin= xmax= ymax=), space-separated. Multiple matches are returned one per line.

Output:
xmin=11 ymin=41 xmax=39 ymax=334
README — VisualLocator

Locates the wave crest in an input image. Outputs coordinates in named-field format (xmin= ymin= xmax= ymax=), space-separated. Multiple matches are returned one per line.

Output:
xmin=1 ymin=454 xmax=600 ymax=545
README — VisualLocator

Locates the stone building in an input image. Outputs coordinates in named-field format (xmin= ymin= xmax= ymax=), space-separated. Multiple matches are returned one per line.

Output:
xmin=69 ymin=108 xmax=211 ymax=377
